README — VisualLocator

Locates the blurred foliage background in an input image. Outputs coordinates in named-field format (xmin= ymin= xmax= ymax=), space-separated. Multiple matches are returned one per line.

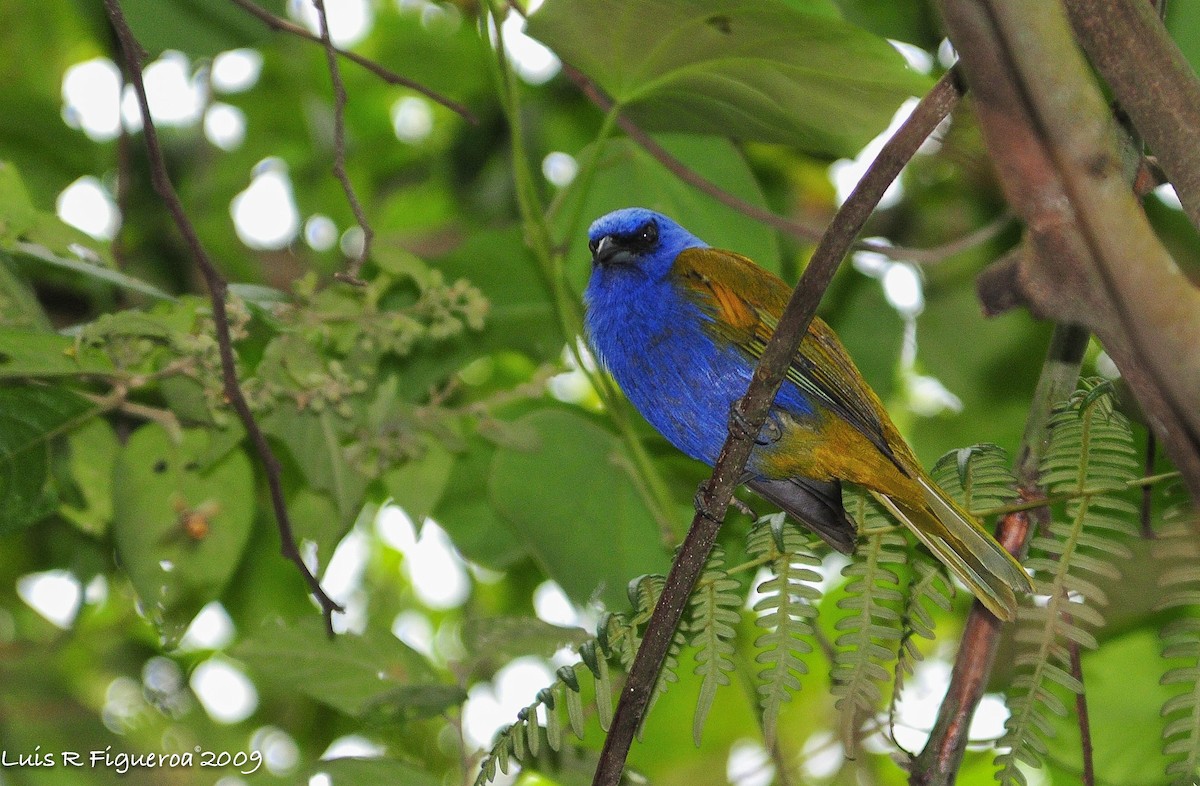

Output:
xmin=0 ymin=0 xmax=1198 ymax=784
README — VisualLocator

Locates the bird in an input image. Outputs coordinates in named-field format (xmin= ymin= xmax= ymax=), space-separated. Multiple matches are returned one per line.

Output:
xmin=582 ymin=207 xmax=1031 ymax=621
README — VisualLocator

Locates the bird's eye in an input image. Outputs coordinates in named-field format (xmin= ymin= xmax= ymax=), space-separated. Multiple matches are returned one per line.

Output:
xmin=637 ymin=221 xmax=658 ymax=247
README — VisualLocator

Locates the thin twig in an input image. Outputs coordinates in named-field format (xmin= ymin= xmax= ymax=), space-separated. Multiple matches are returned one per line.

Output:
xmin=228 ymin=0 xmax=477 ymax=123
xmin=559 ymin=62 xmax=1006 ymax=266
xmin=309 ymin=0 xmax=373 ymax=285
xmin=591 ymin=66 xmax=968 ymax=786
xmin=103 ymin=0 xmax=344 ymax=635
xmin=1066 ymin=618 xmax=1095 ymax=786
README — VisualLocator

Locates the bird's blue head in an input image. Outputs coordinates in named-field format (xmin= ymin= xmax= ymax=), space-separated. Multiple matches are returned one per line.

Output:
xmin=586 ymin=208 xmax=706 ymax=282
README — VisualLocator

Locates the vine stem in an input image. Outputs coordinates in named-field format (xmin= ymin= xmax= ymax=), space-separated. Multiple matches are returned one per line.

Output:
xmin=485 ymin=3 xmax=680 ymax=542
xmin=102 ymin=0 xmax=343 ymax=635
xmin=309 ymin=0 xmax=374 ymax=285
xmin=591 ymin=66 xmax=967 ymax=785
xmin=228 ymin=0 xmax=477 ymax=123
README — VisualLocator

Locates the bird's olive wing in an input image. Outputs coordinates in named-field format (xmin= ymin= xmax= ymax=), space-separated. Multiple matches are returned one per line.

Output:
xmin=674 ymin=247 xmax=897 ymax=467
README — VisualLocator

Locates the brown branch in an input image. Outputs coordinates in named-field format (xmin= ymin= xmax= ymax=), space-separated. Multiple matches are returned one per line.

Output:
xmin=1067 ymin=625 xmax=1095 ymax=786
xmin=1142 ymin=431 xmax=1157 ymax=538
xmin=591 ymin=66 xmax=967 ymax=786
xmin=104 ymin=0 xmax=344 ymax=635
xmin=309 ymin=0 xmax=373 ymax=285
xmin=933 ymin=0 xmax=1200 ymax=506
xmin=560 ymin=62 xmax=1005 ymax=267
xmin=912 ymin=323 xmax=1088 ymax=785
xmin=228 ymin=0 xmax=477 ymax=124
xmin=1065 ymin=0 xmax=1200 ymax=229
xmin=988 ymin=0 xmax=1200 ymax=497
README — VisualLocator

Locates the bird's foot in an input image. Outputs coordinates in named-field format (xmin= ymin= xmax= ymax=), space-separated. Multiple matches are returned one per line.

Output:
xmin=728 ymin=400 xmax=782 ymax=445
xmin=693 ymin=483 xmax=756 ymax=522
xmin=730 ymin=496 xmax=756 ymax=518
xmin=727 ymin=400 xmax=756 ymax=441
xmin=693 ymin=482 xmax=726 ymax=524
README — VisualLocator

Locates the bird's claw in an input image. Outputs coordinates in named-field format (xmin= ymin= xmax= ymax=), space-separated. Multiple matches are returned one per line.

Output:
xmin=694 ymin=483 xmax=756 ymax=522
xmin=729 ymin=400 xmax=782 ymax=445
xmin=727 ymin=400 xmax=756 ymax=440
xmin=693 ymin=482 xmax=725 ymax=524
xmin=730 ymin=496 xmax=756 ymax=518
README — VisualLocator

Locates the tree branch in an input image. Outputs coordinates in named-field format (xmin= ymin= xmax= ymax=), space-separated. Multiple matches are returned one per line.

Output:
xmin=1065 ymin=0 xmax=1200 ymax=229
xmin=591 ymin=67 xmax=967 ymax=786
xmin=228 ymin=0 xmax=477 ymax=124
xmin=104 ymin=0 xmax=344 ymax=635
xmin=937 ymin=0 xmax=1200 ymax=500
xmin=309 ymin=0 xmax=373 ymax=285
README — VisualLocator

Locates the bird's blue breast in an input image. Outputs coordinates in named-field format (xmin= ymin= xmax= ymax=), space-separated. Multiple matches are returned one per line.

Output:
xmin=585 ymin=270 xmax=813 ymax=468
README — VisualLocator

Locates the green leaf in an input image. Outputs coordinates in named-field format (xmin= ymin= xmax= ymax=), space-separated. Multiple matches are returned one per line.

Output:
xmin=382 ymin=436 xmax=455 ymax=524
xmin=234 ymin=616 xmax=463 ymax=718
xmin=0 ymin=252 xmax=51 ymax=330
xmin=14 ymin=241 xmax=173 ymax=301
xmin=119 ymin=0 xmax=286 ymax=59
xmin=59 ymin=417 xmax=120 ymax=536
xmin=262 ymin=405 xmax=369 ymax=524
xmin=830 ymin=0 xmax=942 ymax=47
xmin=462 ymin=616 xmax=590 ymax=670
xmin=0 ymin=328 xmax=114 ymax=378
xmin=0 ymin=160 xmax=37 ymax=244
xmin=528 ymin=0 xmax=930 ymax=158
xmin=488 ymin=407 xmax=669 ymax=608
xmin=112 ymin=424 xmax=255 ymax=646
xmin=432 ymin=429 xmax=527 ymax=571
xmin=0 ymin=384 xmax=93 ymax=532
xmin=1167 ymin=0 xmax=1200 ymax=80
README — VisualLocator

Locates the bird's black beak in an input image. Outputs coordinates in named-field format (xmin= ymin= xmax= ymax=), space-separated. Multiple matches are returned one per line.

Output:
xmin=591 ymin=235 xmax=632 ymax=267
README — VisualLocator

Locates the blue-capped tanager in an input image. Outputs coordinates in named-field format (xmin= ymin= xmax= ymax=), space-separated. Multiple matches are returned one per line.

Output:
xmin=583 ymin=207 xmax=1031 ymax=620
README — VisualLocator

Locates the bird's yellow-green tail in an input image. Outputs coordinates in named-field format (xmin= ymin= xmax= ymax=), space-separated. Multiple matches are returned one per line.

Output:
xmin=873 ymin=477 xmax=1032 ymax=621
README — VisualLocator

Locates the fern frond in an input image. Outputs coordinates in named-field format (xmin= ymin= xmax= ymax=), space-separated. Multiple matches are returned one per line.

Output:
xmin=889 ymin=546 xmax=953 ymax=745
xmin=688 ymin=543 xmax=742 ymax=745
xmin=996 ymin=383 xmax=1138 ymax=785
xmin=746 ymin=513 xmax=823 ymax=746
xmin=1155 ymin=492 xmax=1200 ymax=785
xmin=832 ymin=491 xmax=906 ymax=748
xmin=931 ymin=443 xmax=1019 ymax=516
xmin=618 ymin=574 xmax=685 ymax=730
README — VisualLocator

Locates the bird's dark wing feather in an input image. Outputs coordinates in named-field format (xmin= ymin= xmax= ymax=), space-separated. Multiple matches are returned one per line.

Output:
xmin=745 ymin=476 xmax=856 ymax=553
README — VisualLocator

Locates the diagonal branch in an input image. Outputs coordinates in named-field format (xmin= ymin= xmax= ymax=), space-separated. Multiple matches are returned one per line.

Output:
xmin=104 ymin=0 xmax=344 ymax=635
xmin=310 ymin=0 xmax=373 ymax=285
xmin=591 ymin=66 xmax=967 ymax=786
xmin=228 ymin=0 xmax=477 ymax=124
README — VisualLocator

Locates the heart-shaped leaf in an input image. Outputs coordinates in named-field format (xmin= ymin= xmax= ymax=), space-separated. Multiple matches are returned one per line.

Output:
xmin=528 ymin=0 xmax=930 ymax=158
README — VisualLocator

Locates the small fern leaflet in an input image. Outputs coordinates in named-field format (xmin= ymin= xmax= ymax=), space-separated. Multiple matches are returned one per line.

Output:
xmin=688 ymin=543 xmax=741 ymax=744
xmin=746 ymin=513 xmax=823 ymax=746
xmin=832 ymin=491 xmax=905 ymax=748
xmin=1155 ymin=490 xmax=1200 ymax=785
xmin=995 ymin=385 xmax=1138 ymax=785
